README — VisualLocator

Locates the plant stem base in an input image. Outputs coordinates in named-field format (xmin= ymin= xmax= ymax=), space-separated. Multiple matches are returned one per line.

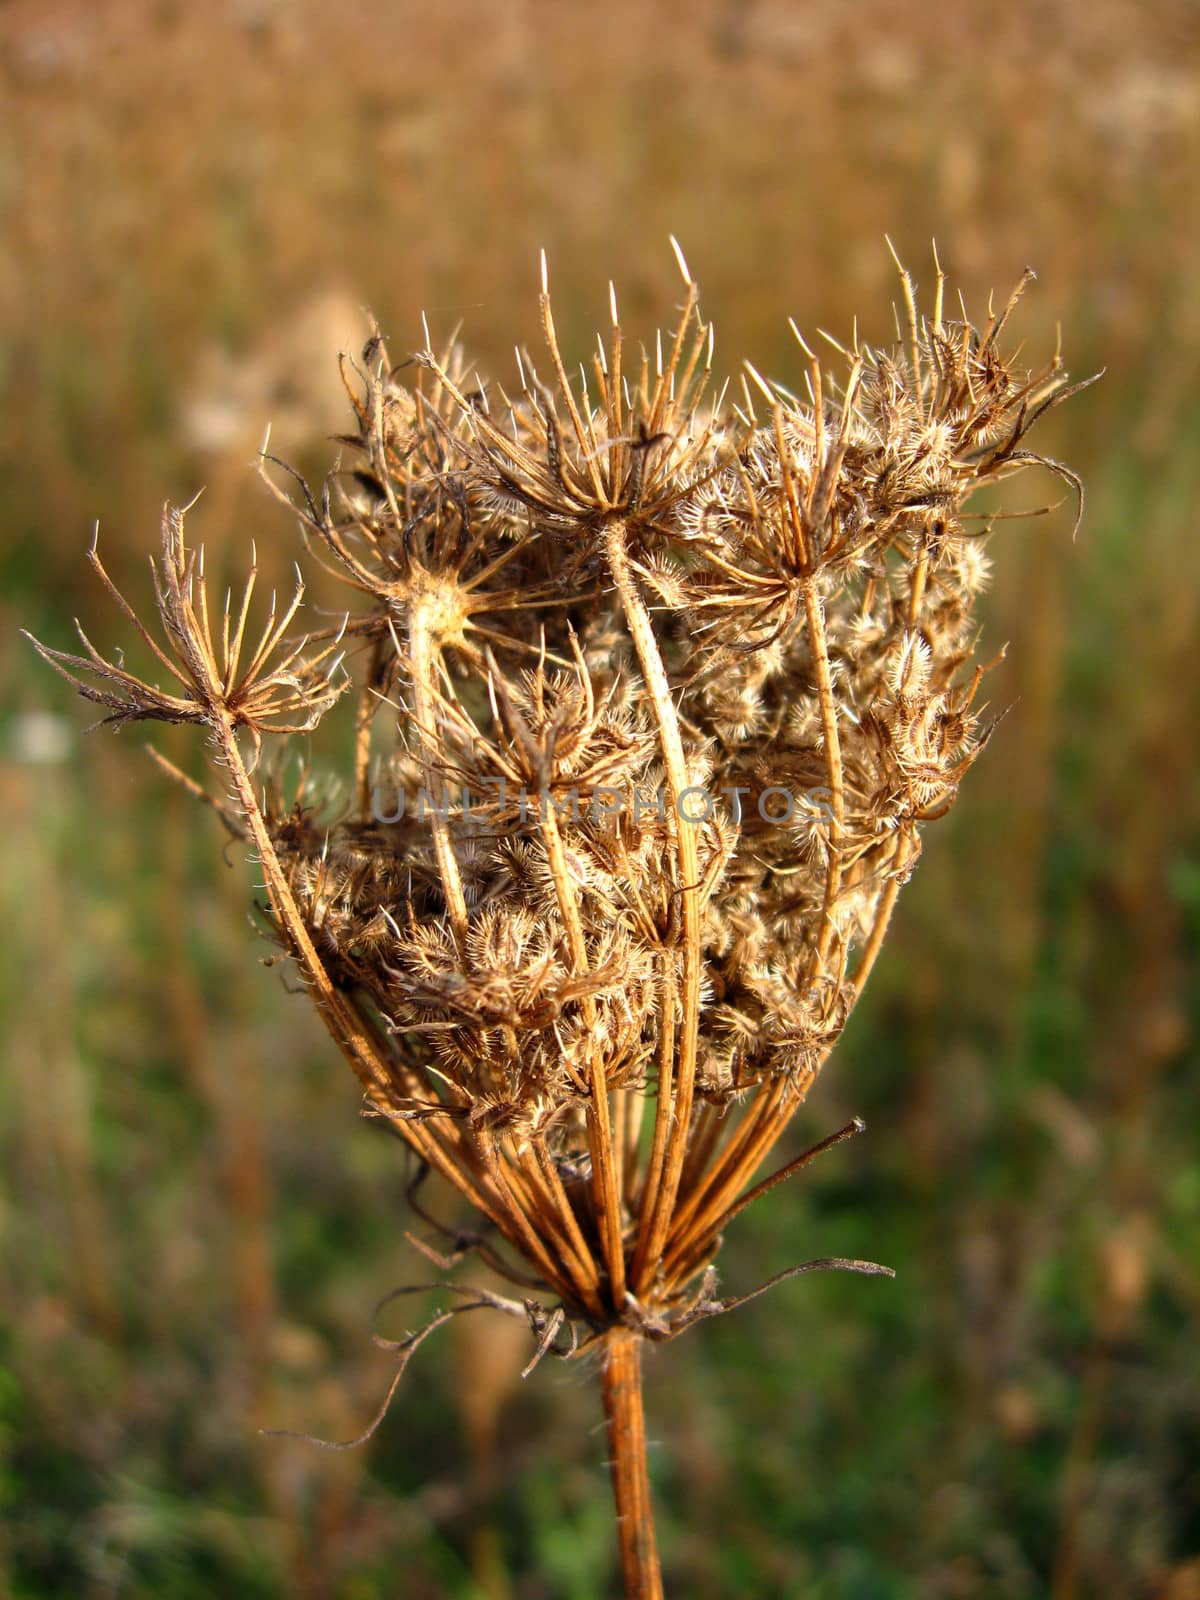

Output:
xmin=601 ymin=1327 xmax=663 ymax=1600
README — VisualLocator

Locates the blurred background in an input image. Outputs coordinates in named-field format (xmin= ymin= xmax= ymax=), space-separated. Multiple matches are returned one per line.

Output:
xmin=2 ymin=2 xmax=1198 ymax=1596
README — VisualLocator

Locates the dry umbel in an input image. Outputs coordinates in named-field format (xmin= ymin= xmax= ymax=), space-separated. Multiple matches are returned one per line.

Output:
xmin=29 ymin=243 xmax=1089 ymax=1598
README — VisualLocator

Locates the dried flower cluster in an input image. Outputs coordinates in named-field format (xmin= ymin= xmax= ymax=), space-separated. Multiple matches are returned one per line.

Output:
xmin=29 ymin=244 xmax=1086 ymax=1596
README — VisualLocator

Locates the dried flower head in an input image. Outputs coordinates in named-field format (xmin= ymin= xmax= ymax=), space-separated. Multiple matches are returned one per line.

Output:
xmin=29 ymin=244 xmax=1090 ymax=1596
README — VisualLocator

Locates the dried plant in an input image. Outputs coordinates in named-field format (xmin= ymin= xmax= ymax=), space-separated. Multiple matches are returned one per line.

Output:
xmin=28 ymin=244 xmax=1090 ymax=1597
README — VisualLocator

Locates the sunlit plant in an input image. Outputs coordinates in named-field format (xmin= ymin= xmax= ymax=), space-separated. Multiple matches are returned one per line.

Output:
xmin=29 ymin=243 xmax=1088 ymax=1597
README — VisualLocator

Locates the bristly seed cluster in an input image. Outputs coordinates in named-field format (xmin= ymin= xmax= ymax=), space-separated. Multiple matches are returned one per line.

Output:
xmin=28 ymin=244 xmax=1088 ymax=1343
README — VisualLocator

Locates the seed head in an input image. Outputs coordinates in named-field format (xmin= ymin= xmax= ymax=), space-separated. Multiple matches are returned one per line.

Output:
xmin=29 ymin=248 xmax=1092 ymax=1345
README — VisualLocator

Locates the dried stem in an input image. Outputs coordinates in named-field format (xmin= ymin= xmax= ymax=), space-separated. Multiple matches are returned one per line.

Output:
xmin=604 ymin=520 xmax=702 ymax=1297
xmin=601 ymin=1328 xmax=662 ymax=1600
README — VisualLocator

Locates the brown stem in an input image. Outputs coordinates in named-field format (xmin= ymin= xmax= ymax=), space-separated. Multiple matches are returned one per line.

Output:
xmin=800 ymin=575 xmax=846 ymax=987
xmin=604 ymin=522 xmax=700 ymax=1295
xmin=601 ymin=1328 xmax=663 ymax=1600
xmin=537 ymin=796 xmax=626 ymax=1308
xmin=408 ymin=601 xmax=469 ymax=943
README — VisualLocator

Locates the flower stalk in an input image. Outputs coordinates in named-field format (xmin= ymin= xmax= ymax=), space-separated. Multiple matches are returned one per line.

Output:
xmin=602 ymin=1327 xmax=662 ymax=1600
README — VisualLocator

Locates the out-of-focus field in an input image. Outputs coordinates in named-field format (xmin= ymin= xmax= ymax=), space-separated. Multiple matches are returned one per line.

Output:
xmin=2 ymin=2 xmax=1198 ymax=1596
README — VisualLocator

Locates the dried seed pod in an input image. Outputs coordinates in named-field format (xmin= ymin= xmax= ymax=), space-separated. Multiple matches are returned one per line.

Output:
xmin=29 ymin=245 xmax=1089 ymax=1600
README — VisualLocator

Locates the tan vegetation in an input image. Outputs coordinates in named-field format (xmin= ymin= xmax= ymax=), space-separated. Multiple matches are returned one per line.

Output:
xmin=28 ymin=244 xmax=1087 ymax=1594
